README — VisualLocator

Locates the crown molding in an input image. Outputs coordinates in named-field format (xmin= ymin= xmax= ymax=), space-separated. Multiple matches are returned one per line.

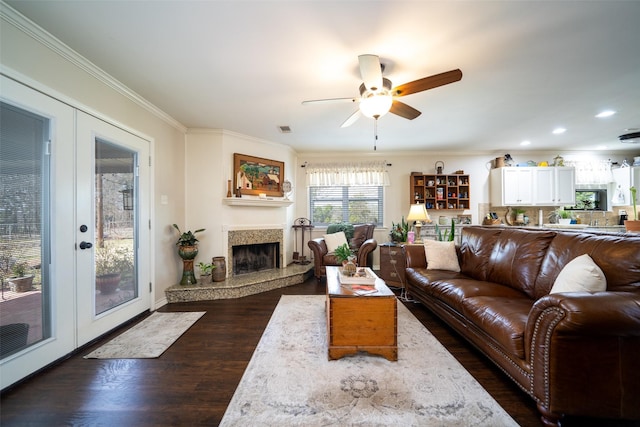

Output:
xmin=1 ymin=2 xmax=187 ymax=133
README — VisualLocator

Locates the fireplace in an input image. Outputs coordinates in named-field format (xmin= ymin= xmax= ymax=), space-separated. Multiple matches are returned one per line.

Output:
xmin=227 ymin=227 xmax=284 ymax=277
xmin=232 ymin=242 xmax=280 ymax=275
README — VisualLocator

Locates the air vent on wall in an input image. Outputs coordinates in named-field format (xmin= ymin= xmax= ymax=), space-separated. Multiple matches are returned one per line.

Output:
xmin=619 ymin=131 xmax=640 ymax=143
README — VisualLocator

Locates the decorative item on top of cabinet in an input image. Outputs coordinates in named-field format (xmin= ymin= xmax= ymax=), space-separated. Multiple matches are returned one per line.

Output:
xmin=410 ymin=173 xmax=470 ymax=210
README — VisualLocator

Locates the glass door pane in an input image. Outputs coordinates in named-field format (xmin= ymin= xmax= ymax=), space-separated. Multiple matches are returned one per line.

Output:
xmin=0 ymin=101 xmax=50 ymax=358
xmin=94 ymin=139 xmax=137 ymax=315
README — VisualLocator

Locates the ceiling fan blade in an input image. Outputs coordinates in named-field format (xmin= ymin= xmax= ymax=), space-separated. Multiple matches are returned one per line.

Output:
xmin=389 ymin=100 xmax=421 ymax=120
xmin=358 ymin=54 xmax=383 ymax=91
xmin=302 ymin=97 xmax=357 ymax=105
xmin=341 ymin=110 xmax=361 ymax=128
xmin=392 ymin=69 xmax=463 ymax=97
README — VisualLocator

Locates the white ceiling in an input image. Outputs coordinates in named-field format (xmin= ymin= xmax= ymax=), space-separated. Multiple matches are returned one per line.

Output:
xmin=6 ymin=0 xmax=640 ymax=154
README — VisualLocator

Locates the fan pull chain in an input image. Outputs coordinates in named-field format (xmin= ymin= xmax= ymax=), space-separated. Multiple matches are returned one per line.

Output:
xmin=373 ymin=118 xmax=378 ymax=151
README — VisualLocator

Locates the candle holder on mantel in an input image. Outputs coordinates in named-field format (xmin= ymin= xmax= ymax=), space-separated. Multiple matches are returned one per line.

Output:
xmin=227 ymin=180 xmax=232 ymax=198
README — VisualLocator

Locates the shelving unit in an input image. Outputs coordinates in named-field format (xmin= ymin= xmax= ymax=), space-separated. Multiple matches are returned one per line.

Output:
xmin=411 ymin=173 xmax=470 ymax=210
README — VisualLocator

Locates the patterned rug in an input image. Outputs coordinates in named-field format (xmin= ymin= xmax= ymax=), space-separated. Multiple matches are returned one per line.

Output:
xmin=84 ymin=311 xmax=205 ymax=359
xmin=220 ymin=295 xmax=517 ymax=426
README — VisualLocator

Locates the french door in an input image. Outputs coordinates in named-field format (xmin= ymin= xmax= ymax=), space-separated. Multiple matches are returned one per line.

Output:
xmin=0 ymin=75 xmax=151 ymax=389
xmin=76 ymin=111 xmax=150 ymax=346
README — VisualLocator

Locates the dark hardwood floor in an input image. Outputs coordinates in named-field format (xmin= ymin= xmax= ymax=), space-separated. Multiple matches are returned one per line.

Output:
xmin=1 ymin=275 xmax=638 ymax=426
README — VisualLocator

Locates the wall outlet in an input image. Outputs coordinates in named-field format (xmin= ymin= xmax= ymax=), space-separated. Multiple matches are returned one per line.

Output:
xmin=618 ymin=209 xmax=627 ymax=215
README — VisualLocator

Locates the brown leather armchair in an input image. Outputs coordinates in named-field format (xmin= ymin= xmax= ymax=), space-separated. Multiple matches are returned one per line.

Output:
xmin=307 ymin=223 xmax=377 ymax=282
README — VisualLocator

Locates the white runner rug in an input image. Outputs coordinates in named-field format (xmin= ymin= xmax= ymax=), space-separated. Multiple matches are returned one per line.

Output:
xmin=84 ymin=311 xmax=205 ymax=359
xmin=220 ymin=295 xmax=517 ymax=426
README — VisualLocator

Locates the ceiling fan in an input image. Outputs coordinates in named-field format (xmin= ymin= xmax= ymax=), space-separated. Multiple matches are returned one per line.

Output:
xmin=302 ymin=54 xmax=463 ymax=128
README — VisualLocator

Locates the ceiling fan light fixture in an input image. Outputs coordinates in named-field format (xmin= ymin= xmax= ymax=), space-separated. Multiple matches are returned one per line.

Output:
xmin=359 ymin=95 xmax=392 ymax=119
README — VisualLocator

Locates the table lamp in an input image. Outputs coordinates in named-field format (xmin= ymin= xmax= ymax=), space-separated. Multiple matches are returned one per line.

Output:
xmin=406 ymin=202 xmax=431 ymax=243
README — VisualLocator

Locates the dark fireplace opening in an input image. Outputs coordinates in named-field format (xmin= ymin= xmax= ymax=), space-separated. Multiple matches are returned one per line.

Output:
xmin=232 ymin=242 xmax=280 ymax=276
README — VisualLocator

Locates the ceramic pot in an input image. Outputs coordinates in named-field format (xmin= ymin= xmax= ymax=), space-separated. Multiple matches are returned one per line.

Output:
xmin=8 ymin=275 xmax=34 ymax=293
xmin=96 ymin=273 xmax=120 ymax=294
xmin=624 ymin=220 xmax=640 ymax=233
xmin=212 ymin=256 xmax=226 ymax=282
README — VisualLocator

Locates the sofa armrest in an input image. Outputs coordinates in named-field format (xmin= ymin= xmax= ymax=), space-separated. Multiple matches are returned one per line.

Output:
xmin=403 ymin=244 xmax=426 ymax=269
xmin=527 ymin=292 xmax=640 ymax=339
xmin=525 ymin=292 xmax=640 ymax=420
xmin=356 ymin=238 xmax=377 ymax=268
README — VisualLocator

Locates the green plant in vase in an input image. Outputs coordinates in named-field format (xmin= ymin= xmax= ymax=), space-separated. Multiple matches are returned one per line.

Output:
xmin=625 ymin=186 xmax=640 ymax=232
xmin=389 ymin=217 xmax=409 ymax=243
xmin=172 ymin=224 xmax=205 ymax=285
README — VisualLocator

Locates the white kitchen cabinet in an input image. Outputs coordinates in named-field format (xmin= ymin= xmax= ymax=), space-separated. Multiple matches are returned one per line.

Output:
xmin=491 ymin=167 xmax=534 ymax=206
xmin=612 ymin=166 xmax=640 ymax=206
xmin=491 ymin=167 xmax=575 ymax=207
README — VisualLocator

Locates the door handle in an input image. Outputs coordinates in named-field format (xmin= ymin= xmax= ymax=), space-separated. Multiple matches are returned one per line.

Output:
xmin=79 ymin=241 xmax=93 ymax=250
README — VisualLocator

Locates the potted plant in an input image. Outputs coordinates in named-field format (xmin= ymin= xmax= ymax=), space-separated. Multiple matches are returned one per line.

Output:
xmin=197 ymin=261 xmax=215 ymax=278
xmin=95 ymin=245 xmax=134 ymax=294
xmin=557 ymin=208 xmax=572 ymax=225
xmin=435 ymin=221 xmax=456 ymax=242
xmin=334 ymin=243 xmax=357 ymax=276
xmin=624 ymin=186 xmax=640 ymax=232
xmin=8 ymin=261 xmax=34 ymax=293
xmin=389 ymin=217 xmax=409 ymax=243
xmin=172 ymin=224 xmax=205 ymax=285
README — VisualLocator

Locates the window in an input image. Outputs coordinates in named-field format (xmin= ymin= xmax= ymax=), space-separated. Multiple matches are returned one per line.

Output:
xmin=309 ymin=186 xmax=382 ymax=226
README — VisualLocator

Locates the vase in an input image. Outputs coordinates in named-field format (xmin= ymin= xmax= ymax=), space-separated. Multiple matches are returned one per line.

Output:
xmin=212 ymin=256 xmax=226 ymax=282
xmin=96 ymin=273 xmax=120 ymax=294
xmin=178 ymin=245 xmax=198 ymax=285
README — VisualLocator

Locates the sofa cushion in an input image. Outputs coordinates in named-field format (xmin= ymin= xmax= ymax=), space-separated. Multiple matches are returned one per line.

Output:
xmin=485 ymin=229 xmax=556 ymax=299
xmin=323 ymin=231 xmax=347 ymax=252
xmin=426 ymin=278 xmax=528 ymax=314
xmin=536 ymin=232 xmax=640 ymax=298
xmin=350 ymin=224 xmax=370 ymax=249
xmin=424 ymin=240 xmax=460 ymax=272
xmin=550 ymin=254 xmax=606 ymax=294
xmin=459 ymin=227 xmax=503 ymax=281
xmin=462 ymin=296 xmax=532 ymax=359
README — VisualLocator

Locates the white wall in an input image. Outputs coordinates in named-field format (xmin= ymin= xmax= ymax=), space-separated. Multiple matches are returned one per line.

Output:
xmin=185 ymin=130 xmax=298 ymax=270
xmin=1 ymin=10 xmax=186 ymax=306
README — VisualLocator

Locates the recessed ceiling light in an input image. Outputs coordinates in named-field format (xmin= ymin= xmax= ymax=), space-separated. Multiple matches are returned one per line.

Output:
xmin=595 ymin=110 xmax=616 ymax=118
xmin=552 ymin=127 xmax=566 ymax=134
xmin=520 ymin=140 xmax=531 ymax=146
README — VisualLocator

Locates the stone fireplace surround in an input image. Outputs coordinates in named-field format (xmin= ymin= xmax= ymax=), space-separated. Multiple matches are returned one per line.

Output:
xmin=227 ymin=227 xmax=284 ymax=276
xmin=165 ymin=224 xmax=313 ymax=303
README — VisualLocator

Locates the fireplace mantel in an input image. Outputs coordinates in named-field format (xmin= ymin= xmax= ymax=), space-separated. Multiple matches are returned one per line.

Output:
xmin=223 ymin=197 xmax=293 ymax=207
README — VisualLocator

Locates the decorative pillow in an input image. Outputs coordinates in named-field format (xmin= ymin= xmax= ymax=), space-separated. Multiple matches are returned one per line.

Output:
xmin=323 ymin=231 xmax=348 ymax=253
xmin=550 ymin=254 xmax=607 ymax=294
xmin=424 ymin=240 xmax=461 ymax=272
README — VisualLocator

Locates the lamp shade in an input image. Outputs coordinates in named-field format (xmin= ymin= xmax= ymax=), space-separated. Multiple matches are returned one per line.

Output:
xmin=359 ymin=95 xmax=392 ymax=118
xmin=406 ymin=203 xmax=431 ymax=223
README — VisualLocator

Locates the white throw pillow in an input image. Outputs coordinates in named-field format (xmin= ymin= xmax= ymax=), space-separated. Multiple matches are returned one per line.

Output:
xmin=550 ymin=254 xmax=607 ymax=294
xmin=323 ymin=231 xmax=348 ymax=253
xmin=424 ymin=240 xmax=461 ymax=272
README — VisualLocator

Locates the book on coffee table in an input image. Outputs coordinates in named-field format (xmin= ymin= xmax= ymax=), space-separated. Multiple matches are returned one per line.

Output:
xmin=337 ymin=267 xmax=377 ymax=285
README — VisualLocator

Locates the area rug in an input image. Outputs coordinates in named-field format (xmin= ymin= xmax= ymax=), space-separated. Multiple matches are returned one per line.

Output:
xmin=84 ymin=311 xmax=205 ymax=359
xmin=220 ymin=295 xmax=517 ymax=426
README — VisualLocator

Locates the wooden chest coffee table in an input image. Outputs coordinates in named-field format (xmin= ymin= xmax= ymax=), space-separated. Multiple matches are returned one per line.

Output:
xmin=325 ymin=266 xmax=397 ymax=361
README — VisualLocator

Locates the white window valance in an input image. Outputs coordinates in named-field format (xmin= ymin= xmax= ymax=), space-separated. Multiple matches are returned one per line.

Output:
xmin=305 ymin=161 xmax=391 ymax=187
xmin=564 ymin=160 xmax=613 ymax=185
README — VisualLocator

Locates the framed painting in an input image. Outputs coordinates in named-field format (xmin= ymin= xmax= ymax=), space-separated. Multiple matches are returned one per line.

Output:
xmin=233 ymin=153 xmax=284 ymax=197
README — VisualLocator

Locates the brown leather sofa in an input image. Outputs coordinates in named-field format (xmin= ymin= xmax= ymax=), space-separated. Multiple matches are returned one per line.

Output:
xmin=403 ymin=226 xmax=640 ymax=426
xmin=308 ymin=223 xmax=377 ymax=282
